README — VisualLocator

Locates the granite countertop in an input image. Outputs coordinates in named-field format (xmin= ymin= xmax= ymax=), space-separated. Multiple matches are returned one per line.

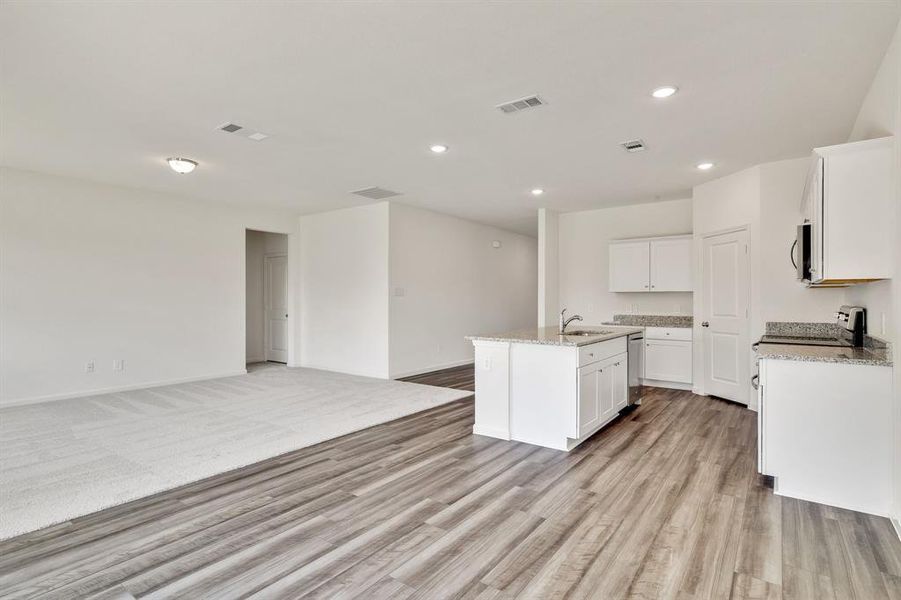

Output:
xmin=757 ymin=343 xmax=892 ymax=367
xmin=604 ymin=314 xmax=693 ymax=328
xmin=467 ymin=325 xmax=643 ymax=347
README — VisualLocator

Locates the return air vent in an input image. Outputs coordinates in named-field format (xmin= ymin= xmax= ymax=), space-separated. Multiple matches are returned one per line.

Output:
xmin=350 ymin=186 xmax=402 ymax=200
xmin=620 ymin=139 xmax=647 ymax=153
xmin=496 ymin=95 xmax=546 ymax=114
xmin=216 ymin=122 xmax=270 ymax=141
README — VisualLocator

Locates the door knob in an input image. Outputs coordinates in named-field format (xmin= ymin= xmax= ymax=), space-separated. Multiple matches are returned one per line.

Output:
xmin=701 ymin=321 xmax=709 ymax=327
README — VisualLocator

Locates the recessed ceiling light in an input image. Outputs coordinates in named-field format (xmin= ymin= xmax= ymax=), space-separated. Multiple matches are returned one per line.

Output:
xmin=696 ymin=162 xmax=715 ymax=171
xmin=531 ymin=188 xmax=544 ymax=196
xmin=166 ymin=157 xmax=198 ymax=174
xmin=651 ymin=86 xmax=678 ymax=99
xmin=430 ymin=144 xmax=448 ymax=153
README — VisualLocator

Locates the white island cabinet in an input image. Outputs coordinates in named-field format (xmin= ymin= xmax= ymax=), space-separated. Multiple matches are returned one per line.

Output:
xmin=468 ymin=327 xmax=638 ymax=451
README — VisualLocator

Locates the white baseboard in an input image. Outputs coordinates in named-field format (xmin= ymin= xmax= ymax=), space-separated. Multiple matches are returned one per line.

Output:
xmin=472 ymin=425 xmax=510 ymax=440
xmin=641 ymin=378 xmax=693 ymax=391
xmin=773 ymin=481 xmax=891 ymax=519
xmin=1 ymin=369 xmax=249 ymax=408
xmin=392 ymin=359 xmax=474 ymax=380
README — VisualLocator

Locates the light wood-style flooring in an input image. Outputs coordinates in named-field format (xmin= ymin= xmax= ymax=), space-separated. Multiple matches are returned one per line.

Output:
xmin=1 ymin=365 xmax=899 ymax=599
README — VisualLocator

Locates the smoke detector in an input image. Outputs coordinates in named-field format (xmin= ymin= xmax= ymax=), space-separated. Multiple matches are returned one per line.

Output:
xmin=620 ymin=139 xmax=647 ymax=153
xmin=496 ymin=95 xmax=546 ymax=114
xmin=350 ymin=186 xmax=402 ymax=200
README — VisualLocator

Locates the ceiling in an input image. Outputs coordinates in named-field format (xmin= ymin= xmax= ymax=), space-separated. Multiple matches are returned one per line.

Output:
xmin=2 ymin=2 xmax=898 ymax=235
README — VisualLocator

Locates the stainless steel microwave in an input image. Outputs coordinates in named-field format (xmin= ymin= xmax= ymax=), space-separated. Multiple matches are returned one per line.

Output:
xmin=793 ymin=222 xmax=811 ymax=282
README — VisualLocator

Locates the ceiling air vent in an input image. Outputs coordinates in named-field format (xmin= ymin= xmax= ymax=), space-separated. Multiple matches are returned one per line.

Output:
xmin=350 ymin=186 xmax=401 ymax=200
xmin=496 ymin=95 xmax=546 ymax=114
xmin=620 ymin=139 xmax=646 ymax=153
xmin=218 ymin=122 xmax=243 ymax=133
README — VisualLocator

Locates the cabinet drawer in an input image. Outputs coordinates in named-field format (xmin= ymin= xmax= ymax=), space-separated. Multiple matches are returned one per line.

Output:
xmin=645 ymin=327 xmax=692 ymax=341
xmin=578 ymin=336 xmax=626 ymax=367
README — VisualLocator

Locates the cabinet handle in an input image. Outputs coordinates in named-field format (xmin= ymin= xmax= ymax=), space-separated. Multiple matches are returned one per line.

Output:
xmin=589 ymin=353 xmax=594 ymax=357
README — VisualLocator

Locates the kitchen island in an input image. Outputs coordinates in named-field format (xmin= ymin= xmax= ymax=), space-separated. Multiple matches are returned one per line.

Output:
xmin=466 ymin=326 xmax=642 ymax=451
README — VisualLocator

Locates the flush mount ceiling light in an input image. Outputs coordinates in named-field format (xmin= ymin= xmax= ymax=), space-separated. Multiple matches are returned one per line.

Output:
xmin=430 ymin=144 xmax=448 ymax=153
xmin=696 ymin=162 xmax=715 ymax=171
xmin=166 ymin=157 xmax=198 ymax=174
xmin=531 ymin=188 xmax=545 ymax=196
xmin=651 ymin=86 xmax=678 ymax=99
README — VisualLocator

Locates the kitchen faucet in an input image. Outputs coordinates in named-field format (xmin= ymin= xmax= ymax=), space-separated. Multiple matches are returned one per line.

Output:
xmin=559 ymin=308 xmax=583 ymax=334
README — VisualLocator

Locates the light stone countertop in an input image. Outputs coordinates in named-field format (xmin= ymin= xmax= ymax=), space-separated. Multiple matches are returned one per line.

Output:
xmin=756 ymin=343 xmax=892 ymax=367
xmin=605 ymin=314 xmax=693 ymax=328
xmin=466 ymin=325 xmax=643 ymax=347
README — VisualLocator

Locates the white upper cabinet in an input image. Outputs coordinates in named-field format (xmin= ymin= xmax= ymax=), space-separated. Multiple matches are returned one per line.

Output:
xmin=804 ymin=137 xmax=893 ymax=284
xmin=609 ymin=240 xmax=651 ymax=291
xmin=649 ymin=237 xmax=692 ymax=291
xmin=609 ymin=235 xmax=692 ymax=292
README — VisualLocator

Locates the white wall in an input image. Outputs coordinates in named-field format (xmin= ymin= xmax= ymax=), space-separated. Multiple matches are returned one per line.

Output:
xmin=388 ymin=204 xmax=537 ymax=378
xmin=844 ymin=21 xmax=899 ymax=342
xmin=537 ymin=208 xmax=559 ymax=328
xmin=557 ymin=199 xmax=693 ymax=325
xmin=245 ymin=230 xmax=289 ymax=363
xmin=692 ymin=166 xmax=761 ymax=405
xmin=245 ymin=230 xmax=266 ymax=362
xmin=845 ymin=19 xmax=900 ymax=532
xmin=758 ymin=158 xmax=847 ymax=325
xmin=0 ymin=168 xmax=298 ymax=406
xmin=298 ymin=203 xmax=390 ymax=378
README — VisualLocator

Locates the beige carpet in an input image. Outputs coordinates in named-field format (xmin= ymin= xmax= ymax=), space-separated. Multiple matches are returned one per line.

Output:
xmin=0 ymin=364 xmax=471 ymax=539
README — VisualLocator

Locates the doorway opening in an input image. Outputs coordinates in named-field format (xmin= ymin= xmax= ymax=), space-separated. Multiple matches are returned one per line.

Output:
xmin=246 ymin=229 xmax=289 ymax=365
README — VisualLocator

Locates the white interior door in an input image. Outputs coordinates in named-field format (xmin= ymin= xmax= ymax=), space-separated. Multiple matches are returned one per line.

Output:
xmin=264 ymin=254 xmax=289 ymax=363
xmin=701 ymin=229 xmax=750 ymax=404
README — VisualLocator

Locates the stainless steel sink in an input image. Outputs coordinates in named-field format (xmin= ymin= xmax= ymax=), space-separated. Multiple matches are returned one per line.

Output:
xmin=564 ymin=330 xmax=613 ymax=336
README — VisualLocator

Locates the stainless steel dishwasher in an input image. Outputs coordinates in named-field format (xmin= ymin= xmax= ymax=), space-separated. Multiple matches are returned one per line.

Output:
xmin=627 ymin=332 xmax=644 ymax=405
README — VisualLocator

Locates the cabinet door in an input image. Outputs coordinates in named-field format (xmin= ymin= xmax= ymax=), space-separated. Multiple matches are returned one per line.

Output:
xmin=807 ymin=157 xmax=824 ymax=282
xmin=597 ymin=361 xmax=614 ymax=423
xmin=609 ymin=241 xmax=650 ymax=292
xmin=577 ymin=364 xmax=601 ymax=437
xmin=644 ymin=340 xmax=692 ymax=383
xmin=649 ymin=238 xmax=692 ymax=291
xmin=611 ymin=355 xmax=628 ymax=412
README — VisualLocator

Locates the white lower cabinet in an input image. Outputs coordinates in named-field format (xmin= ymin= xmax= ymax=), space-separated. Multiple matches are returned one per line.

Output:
xmin=577 ymin=362 xmax=601 ymax=437
xmin=758 ymin=358 xmax=892 ymax=516
xmin=577 ymin=353 xmax=627 ymax=438
xmin=643 ymin=339 xmax=692 ymax=383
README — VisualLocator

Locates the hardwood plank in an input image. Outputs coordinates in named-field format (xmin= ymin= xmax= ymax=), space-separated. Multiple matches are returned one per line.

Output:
xmin=2 ymin=364 xmax=899 ymax=599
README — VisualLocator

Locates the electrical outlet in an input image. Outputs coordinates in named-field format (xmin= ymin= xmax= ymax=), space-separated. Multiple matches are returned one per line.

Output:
xmin=436 ymin=343 xmax=441 ymax=354
xmin=482 ymin=357 xmax=491 ymax=371
xmin=113 ymin=359 xmax=125 ymax=372
xmin=85 ymin=361 xmax=95 ymax=373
